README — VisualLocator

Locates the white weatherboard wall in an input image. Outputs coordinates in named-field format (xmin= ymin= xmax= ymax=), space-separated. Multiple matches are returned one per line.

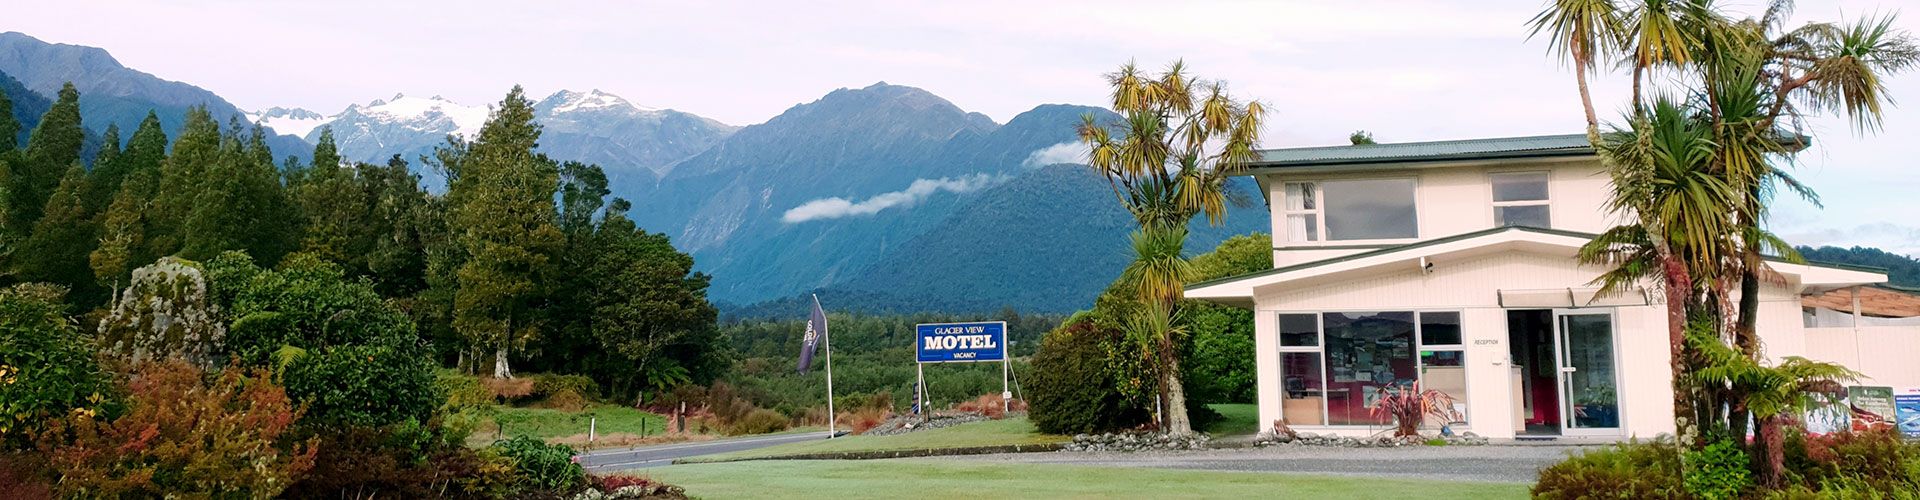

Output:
xmin=1249 ymin=250 xmax=1682 ymax=439
xmin=1803 ymin=326 xmax=1920 ymax=389
xmin=1264 ymin=157 xmax=1615 ymax=267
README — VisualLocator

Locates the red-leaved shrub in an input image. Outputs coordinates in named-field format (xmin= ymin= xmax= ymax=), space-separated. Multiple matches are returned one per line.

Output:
xmin=953 ymin=394 xmax=1023 ymax=419
xmin=480 ymin=376 xmax=535 ymax=403
xmin=37 ymin=360 xmax=318 ymax=498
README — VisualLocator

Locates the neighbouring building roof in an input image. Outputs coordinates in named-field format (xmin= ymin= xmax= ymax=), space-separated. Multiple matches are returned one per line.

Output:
xmin=1802 ymin=284 xmax=1920 ymax=318
xmin=1248 ymin=134 xmax=1593 ymax=171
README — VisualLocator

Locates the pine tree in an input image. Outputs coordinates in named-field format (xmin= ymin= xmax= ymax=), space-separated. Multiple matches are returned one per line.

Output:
xmin=18 ymin=165 xmax=102 ymax=305
xmin=149 ymin=107 xmax=221 ymax=256
xmin=180 ymin=120 xmax=296 ymax=263
xmin=364 ymin=155 xmax=429 ymax=296
xmin=449 ymin=86 xmax=562 ymax=378
xmin=119 ymin=113 xmax=168 ymax=178
xmin=81 ymin=124 xmax=123 ymax=213
xmin=91 ymin=169 xmax=156 ymax=296
xmin=294 ymin=128 xmax=362 ymax=265
xmin=11 ymin=82 xmax=85 ymax=235
xmin=0 ymin=84 xmax=18 ymax=153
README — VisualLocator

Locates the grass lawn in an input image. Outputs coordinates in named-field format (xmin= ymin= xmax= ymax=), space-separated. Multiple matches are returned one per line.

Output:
xmin=1203 ymin=403 xmax=1260 ymax=437
xmin=645 ymin=460 xmax=1529 ymax=499
xmin=477 ymin=404 xmax=668 ymax=443
xmin=688 ymin=417 xmax=1066 ymax=462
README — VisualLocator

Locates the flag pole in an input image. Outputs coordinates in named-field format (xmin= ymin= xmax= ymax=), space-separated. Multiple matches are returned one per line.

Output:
xmin=817 ymin=294 xmax=836 ymax=438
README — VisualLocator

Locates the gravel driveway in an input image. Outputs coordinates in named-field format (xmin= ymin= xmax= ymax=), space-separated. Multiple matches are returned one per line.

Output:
xmin=931 ymin=444 xmax=1590 ymax=483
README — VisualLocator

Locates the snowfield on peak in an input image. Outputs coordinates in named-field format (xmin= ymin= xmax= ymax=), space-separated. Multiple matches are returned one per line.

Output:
xmin=347 ymin=94 xmax=489 ymax=139
xmin=245 ymin=107 xmax=329 ymax=138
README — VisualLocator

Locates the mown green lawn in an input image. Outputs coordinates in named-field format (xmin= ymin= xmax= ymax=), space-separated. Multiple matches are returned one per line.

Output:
xmin=645 ymin=460 xmax=1529 ymax=499
xmin=481 ymin=404 xmax=667 ymax=442
xmin=1203 ymin=403 xmax=1260 ymax=437
xmin=687 ymin=416 xmax=1065 ymax=462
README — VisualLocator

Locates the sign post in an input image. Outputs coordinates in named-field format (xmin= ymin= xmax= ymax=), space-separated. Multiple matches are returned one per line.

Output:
xmin=915 ymin=321 xmax=1009 ymax=418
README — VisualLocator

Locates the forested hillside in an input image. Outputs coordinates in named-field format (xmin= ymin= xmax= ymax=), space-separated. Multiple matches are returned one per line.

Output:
xmin=1798 ymin=245 xmax=1920 ymax=287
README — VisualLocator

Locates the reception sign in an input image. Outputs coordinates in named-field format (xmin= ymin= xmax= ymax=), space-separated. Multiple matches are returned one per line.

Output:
xmin=915 ymin=322 xmax=1007 ymax=363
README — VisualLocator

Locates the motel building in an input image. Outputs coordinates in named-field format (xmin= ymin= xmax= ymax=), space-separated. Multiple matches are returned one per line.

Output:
xmin=1184 ymin=134 xmax=1920 ymax=441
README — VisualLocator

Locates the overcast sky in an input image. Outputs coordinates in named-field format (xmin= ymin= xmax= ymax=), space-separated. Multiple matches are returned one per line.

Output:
xmin=10 ymin=0 xmax=1919 ymax=255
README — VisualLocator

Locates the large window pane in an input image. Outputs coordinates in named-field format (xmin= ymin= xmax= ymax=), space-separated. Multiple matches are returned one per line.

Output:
xmin=1281 ymin=353 xmax=1325 ymax=425
xmin=1496 ymin=205 xmax=1550 ymax=228
xmin=1279 ymin=313 xmax=1318 ymax=347
xmin=1491 ymin=172 xmax=1549 ymax=202
xmin=1419 ymin=311 xmax=1462 ymax=346
xmin=1419 ymin=350 xmax=1468 ymax=425
xmin=1322 ymin=311 xmax=1417 ymax=425
xmin=1324 ymin=179 xmax=1417 ymax=240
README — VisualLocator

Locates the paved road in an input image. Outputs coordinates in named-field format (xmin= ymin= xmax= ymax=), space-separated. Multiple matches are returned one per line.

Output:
xmin=936 ymin=444 xmax=1589 ymax=483
xmin=577 ymin=431 xmax=835 ymax=471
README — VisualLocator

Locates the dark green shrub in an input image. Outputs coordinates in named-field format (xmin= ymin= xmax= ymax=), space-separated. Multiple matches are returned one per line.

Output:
xmin=727 ymin=408 xmax=789 ymax=436
xmin=530 ymin=373 xmax=601 ymax=401
xmin=1684 ymin=439 xmax=1752 ymax=500
xmin=283 ymin=343 xmax=441 ymax=428
xmin=1533 ymin=439 xmax=1689 ymax=499
xmin=0 ymin=284 xmax=113 ymax=449
xmin=493 ymin=435 xmax=585 ymax=495
xmin=1027 ymin=316 xmax=1147 ymax=434
xmin=285 ymin=427 xmax=515 ymax=499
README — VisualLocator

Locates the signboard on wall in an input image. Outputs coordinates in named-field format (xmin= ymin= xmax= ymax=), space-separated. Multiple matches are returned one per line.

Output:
xmin=915 ymin=322 xmax=1007 ymax=363
xmin=1895 ymin=388 xmax=1920 ymax=438
xmin=1851 ymin=386 xmax=1897 ymax=432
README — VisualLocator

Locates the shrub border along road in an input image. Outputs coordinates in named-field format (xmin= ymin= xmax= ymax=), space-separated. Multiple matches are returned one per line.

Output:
xmin=674 ymin=442 xmax=1067 ymax=464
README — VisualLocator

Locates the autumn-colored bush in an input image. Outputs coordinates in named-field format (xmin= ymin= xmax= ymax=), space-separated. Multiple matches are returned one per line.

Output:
xmin=838 ymin=407 xmax=890 ymax=435
xmin=953 ymin=393 xmax=1022 ymax=419
xmin=0 ymin=452 xmax=53 ymax=500
xmin=583 ymin=473 xmax=687 ymax=499
xmin=37 ymin=360 xmax=317 ymax=498
xmin=482 ymin=376 xmax=536 ymax=402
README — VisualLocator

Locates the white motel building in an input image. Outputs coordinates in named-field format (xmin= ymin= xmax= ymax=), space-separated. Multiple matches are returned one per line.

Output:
xmin=1185 ymin=134 xmax=1920 ymax=440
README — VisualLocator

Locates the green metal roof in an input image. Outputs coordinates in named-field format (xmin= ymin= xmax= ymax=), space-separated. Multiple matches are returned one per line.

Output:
xmin=1184 ymin=225 xmax=1890 ymax=292
xmin=1248 ymin=133 xmax=1593 ymax=171
xmin=1184 ymin=226 xmax=1599 ymax=290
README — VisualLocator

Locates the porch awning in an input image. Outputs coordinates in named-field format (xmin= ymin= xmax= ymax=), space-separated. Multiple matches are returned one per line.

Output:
xmin=1498 ymin=288 xmax=1650 ymax=309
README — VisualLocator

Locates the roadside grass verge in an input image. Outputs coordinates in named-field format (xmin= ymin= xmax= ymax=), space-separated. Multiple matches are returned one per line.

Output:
xmin=647 ymin=459 xmax=1530 ymax=499
xmin=1203 ymin=403 xmax=1260 ymax=437
xmin=469 ymin=404 xmax=668 ymax=447
xmin=684 ymin=417 xmax=1065 ymax=462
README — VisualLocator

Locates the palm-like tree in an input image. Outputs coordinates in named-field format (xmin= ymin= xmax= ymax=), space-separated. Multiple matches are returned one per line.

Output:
xmin=1079 ymin=61 xmax=1262 ymax=436
xmin=1121 ymin=300 xmax=1189 ymax=434
xmin=1530 ymin=0 xmax=1625 ymax=139
xmin=1078 ymin=61 xmax=1264 ymax=230
xmin=1580 ymin=96 xmax=1737 ymax=444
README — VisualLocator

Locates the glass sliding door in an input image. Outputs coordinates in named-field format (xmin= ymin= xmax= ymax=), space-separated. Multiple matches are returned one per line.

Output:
xmin=1554 ymin=311 xmax=1621 ymax=434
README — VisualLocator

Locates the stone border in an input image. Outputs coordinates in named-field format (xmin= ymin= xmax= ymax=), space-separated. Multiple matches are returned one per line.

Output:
xmin=673 ymin=442 xmax=1068 ymax=464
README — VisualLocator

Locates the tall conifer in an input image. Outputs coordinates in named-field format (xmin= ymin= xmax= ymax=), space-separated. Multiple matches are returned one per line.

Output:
xmin=12 ymin=82 xmax=84 ymax=234
xmin=450 ymin=86 xmax=562 ymax=378
xmin=0 ymin=84 xmax=18 ymax=153
xmin=19 ymin=165 xmax=101 ymax=304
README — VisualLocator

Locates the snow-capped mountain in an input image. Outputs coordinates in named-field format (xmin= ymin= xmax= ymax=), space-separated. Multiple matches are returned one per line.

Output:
xmin=281 ymin=89 xmax=734 ymax=190
xmin=245 ymin=107 xmax=328 ymax=138
xmin=532 ymin=89 xmax=737 ymax=183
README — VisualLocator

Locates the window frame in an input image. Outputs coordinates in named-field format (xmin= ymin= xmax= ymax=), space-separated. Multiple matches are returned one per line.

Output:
xmin=1489 ymin=170 xmax=1552 ymax=229
xmin=1272 ymin=309 xmax=1470 ymax=428
xmin=1279 ymin=177 xmax=1422 ymax=245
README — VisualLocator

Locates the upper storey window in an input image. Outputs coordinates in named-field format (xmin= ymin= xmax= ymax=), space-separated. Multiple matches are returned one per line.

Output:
xmin=1491 ymin=172 xmax=1550 ymax=228
xmin=1284 ymin=179 xmax=1418 ymax=243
